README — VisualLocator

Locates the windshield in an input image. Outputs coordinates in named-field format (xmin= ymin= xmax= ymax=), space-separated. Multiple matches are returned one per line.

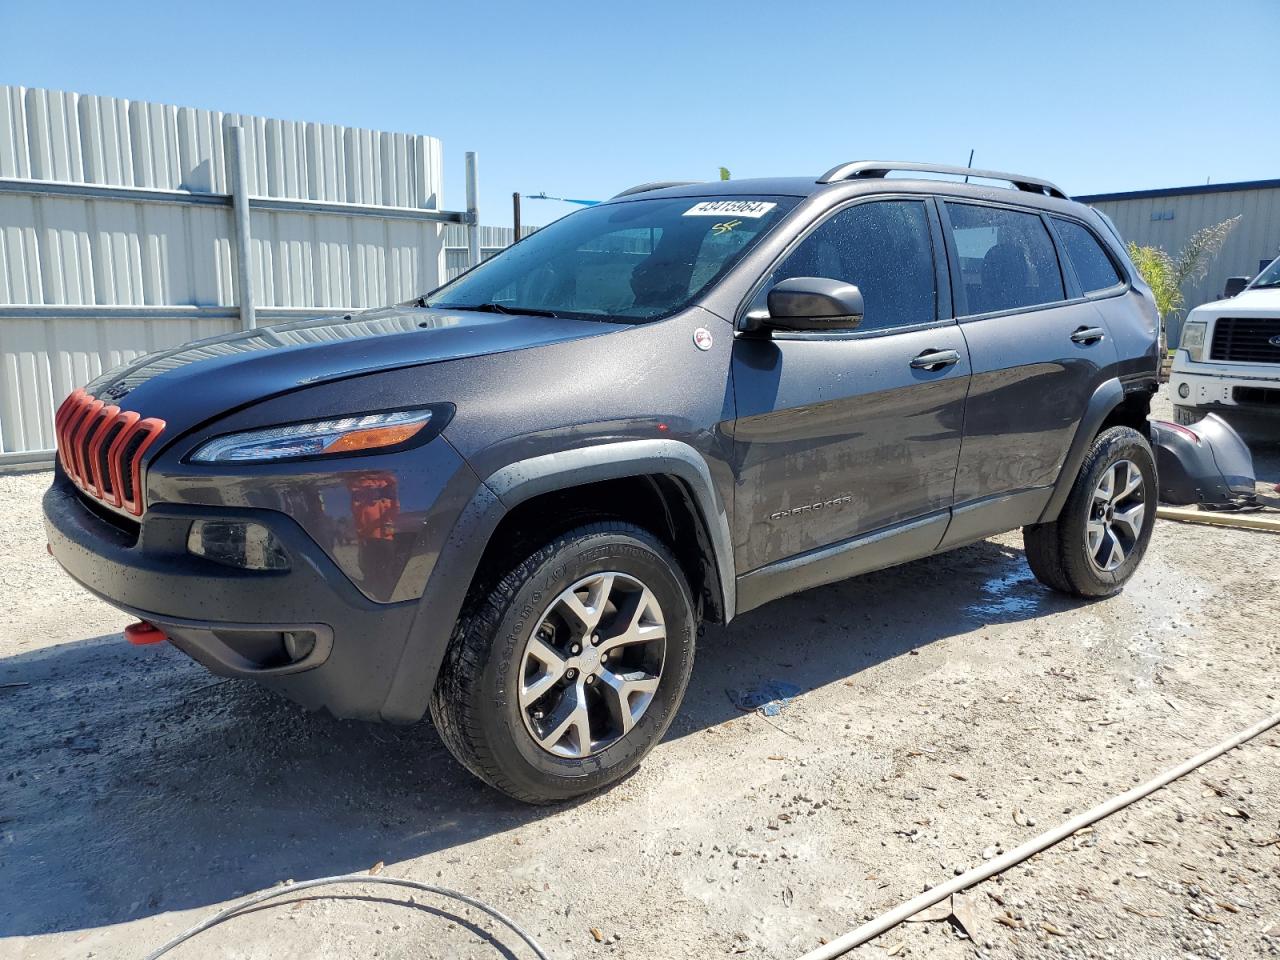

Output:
xmin=1250 ymin=255 xmax=1280 ymax=289
xmin=427 ymin=195 xmax=798 ymax=321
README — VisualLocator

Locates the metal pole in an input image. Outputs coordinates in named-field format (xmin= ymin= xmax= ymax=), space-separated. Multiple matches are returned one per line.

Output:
xmin=465 ymin=151 xmax=480 ymax=268
xmin=228 ymin=125 xmax=257 ymax=330
xmin=512 ymin=191 xmax=521 ymax=242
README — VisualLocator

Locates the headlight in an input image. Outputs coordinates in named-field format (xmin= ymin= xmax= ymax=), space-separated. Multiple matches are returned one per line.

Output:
xmin=190 ymin=408 xmax=440 ymax=463
xmin=1180 ymin=321 xmax=1207 ymax=360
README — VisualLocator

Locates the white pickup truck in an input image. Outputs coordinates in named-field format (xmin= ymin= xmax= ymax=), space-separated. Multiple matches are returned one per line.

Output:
xmin=1170 ymin=254 xmax=1280 ymax=427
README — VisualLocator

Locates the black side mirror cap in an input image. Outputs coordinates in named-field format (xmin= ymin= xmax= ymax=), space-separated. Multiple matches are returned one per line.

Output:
xmin=760 ymin=277 xmax=864 ymax=332
xmin=1222 ymin=276 xmax=1251 ymax=298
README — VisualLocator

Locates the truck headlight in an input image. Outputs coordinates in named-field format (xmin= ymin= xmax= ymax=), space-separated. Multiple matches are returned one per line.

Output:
xmin=189 ymin=408 xmax=443 ymax=463
xmin=1180 ymin=322 xmax=1207 ymax=361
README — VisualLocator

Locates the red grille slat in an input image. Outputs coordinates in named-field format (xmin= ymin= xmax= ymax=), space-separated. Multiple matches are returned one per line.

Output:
xmin=53 ymin=389 xmax=166 ymax=517
xmin=69 ymin=398 xmax=106 ymax=485
xmin=113 ymin=417 xmax=165 ymax=516
xmin=87 ymin=408 xmax=127 ymax=501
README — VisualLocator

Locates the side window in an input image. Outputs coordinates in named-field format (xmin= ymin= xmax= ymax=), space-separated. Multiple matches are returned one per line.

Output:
xmin=769 ymin=200 xmax=937 ymax=332
xmin=1052 ymin=217 xmax=1124 ymax=295
xmin=944 ymin=203 xmax=1065 ymax=315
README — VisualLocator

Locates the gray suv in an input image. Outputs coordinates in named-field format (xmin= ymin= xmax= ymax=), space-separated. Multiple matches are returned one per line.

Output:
xmin=44 ymin=161 xmax=1161 ymax=802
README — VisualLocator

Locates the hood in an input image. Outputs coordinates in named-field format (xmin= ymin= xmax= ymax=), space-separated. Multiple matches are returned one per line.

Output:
xmin=1191 ymin=286 xmax=1280 ymax=318
xmin=85 ymin=305 xmax=617 ymax=427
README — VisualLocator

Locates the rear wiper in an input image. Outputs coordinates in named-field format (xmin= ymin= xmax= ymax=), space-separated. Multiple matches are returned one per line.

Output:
xmin=442 ymin=302 xmax=562 ymax=318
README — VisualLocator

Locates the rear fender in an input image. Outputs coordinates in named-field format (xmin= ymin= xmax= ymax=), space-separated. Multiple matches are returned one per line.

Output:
xmin=1036 ymin=378 xmax=1125 ymax=523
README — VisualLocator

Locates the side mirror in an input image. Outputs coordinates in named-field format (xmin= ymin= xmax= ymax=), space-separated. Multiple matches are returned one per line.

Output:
xmin=1222 ymin=276 xmax=1251 ymax=298
xmin=761 ymin=277 xmax=864 ymax=332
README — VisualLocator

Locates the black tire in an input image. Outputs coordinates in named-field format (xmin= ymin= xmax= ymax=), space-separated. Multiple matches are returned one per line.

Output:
xmin=429 ymin=522 xmax=696 ymax=804
xmin=1023 ymin=426 xmax=1157 ymax=598
xmin=1173 ymin=404 xmax=1201 ymax=426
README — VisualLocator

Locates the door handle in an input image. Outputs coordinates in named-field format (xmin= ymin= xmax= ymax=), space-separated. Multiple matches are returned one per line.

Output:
xmin=1071 ymin=326 xmax=1106 ymax=345
xmin=910 ymin=348 xmax=961 ymax=371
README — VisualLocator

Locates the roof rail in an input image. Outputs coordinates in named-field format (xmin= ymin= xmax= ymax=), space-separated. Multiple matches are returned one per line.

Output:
xmin=817 ymin=161 xmax=1067 ymax=200
xmin=612 ymin=180 xmax=704 ymax=199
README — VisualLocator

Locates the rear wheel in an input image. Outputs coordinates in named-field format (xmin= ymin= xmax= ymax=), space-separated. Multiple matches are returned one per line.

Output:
xmin=1024 ymin=426 xmax=1157 ymax=598
xmin=430 ymin=522 xmax=696 ymax=803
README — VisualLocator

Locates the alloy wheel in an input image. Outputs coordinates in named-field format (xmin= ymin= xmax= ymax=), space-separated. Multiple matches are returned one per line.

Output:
xmin=1086 ymin=458 xmax=1146 ymax=572
xmin=518 ymin=572 xmax=666 ymax=758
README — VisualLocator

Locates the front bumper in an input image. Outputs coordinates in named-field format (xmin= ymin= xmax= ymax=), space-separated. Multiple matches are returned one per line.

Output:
xmin=1169 ymin=357 xmax=1280 ymax=415
xmin=43 ymin=472 xmax=420 ymax=721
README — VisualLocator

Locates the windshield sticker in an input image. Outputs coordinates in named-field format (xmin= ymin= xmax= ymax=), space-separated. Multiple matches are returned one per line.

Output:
xmin=711 ymin=219 xmax=742 ymax=235
xmin=683 ymin=200 xmax=777 ymax=219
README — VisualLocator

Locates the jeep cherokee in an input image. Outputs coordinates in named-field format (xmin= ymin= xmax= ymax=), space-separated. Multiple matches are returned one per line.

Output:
xmin=44 ymin=161 xmax=1161 ymax=803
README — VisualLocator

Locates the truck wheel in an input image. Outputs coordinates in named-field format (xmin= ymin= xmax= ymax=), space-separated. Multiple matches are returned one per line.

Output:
xmin=1023 ymin=426 xmax=1157 ymax=598
xmin=430 ymin=522 xmax=696 ymax=803
xmin=1172 ymin=404 xmax=1201 ymax=426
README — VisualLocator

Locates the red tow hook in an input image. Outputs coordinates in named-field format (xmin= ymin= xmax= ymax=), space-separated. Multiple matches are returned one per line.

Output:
xmin=124 ymin=621 xmax=167 ymax=646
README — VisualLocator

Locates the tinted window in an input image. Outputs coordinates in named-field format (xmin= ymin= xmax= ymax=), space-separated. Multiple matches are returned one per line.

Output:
xmin=428 ymin=196 xmax=797 ymax=321
xmin=1052 ymin=218 xmax=1124 ymax=294
xmin=768 ymin=200 xmax=937 ymax=332
xmin=945 ymin=203 xmax=1065 ymax=315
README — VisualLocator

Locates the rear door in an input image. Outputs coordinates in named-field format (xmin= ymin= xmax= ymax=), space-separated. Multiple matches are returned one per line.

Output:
xmin=937 ymin=200 xmax=1120 ymax=548
xmin=731 ymin=198 xmax=970 ymax=574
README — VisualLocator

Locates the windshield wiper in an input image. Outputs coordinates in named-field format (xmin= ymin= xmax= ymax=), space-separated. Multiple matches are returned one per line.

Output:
xmin=439 ymin=302 xmax=562 ymax=318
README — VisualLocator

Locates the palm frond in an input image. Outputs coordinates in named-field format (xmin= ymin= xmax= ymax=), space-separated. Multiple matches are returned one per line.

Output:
xmin=1173 ymin=215 xmax=1241 ymax=288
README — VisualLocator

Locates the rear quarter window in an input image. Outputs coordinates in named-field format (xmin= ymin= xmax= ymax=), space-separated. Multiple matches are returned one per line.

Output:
xmin=1052 ymin=217 xmax=1125 ymax=295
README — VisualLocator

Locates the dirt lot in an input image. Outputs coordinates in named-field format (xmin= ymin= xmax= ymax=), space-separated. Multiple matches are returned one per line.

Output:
xmin=2 ymin=395 xmax=1278 ymax=960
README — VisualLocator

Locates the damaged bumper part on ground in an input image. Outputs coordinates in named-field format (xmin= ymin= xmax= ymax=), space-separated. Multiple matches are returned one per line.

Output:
xmin=1150 ymin=414 xmax=1259 ymax=511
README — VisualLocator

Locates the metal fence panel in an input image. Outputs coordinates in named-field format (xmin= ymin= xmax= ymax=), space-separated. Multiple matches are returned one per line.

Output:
xmin=0 ymin=84 xmax=460 ymax=461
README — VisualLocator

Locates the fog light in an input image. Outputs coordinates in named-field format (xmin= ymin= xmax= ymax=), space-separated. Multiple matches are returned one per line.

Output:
xmin=1177 ymin=382 xmax=1191 ymax=399
xmin=188 ymin=520 xmax=289 ymax=571
xmin=283 ymin=631 xmax=316 ymax=663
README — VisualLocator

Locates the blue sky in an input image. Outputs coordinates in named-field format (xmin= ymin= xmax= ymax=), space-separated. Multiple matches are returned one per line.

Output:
xmin=2 ymin=0 xmax=1277 ymax=227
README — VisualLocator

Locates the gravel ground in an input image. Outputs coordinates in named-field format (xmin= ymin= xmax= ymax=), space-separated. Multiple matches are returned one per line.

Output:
xmin=2 ymin=391 xmax=1278 ymax=960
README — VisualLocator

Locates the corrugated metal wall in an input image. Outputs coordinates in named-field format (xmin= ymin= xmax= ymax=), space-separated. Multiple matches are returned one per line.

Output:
xmin=442 ymin=223 xmax=537 ymax=280
xmin=1085 ymin=183 xmax=1280 ymax=342
xmin=0 ymin=85 xmax=457 ymax=462
xmin=0 ymin=86 xmax=442 ymax=204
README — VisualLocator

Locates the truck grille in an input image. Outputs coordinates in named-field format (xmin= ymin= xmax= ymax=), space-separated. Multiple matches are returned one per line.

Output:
xmin=1208 ymin=317 xmax=1280 ymax=364
xmin=54 ymin=388 xmax=166 ymax=516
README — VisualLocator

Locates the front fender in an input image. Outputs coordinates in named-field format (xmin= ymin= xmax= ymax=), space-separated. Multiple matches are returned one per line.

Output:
xmin=378 ymin=438 xmax=735 ymax=724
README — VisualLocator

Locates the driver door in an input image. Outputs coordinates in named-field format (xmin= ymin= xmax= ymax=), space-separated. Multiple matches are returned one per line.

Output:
xmin=730 ymin=198 xmax=970 ymax=601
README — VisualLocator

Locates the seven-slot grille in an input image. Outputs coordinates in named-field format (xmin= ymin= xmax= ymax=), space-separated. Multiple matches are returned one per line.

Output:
xmin=1208 ymin=317 xmax=1280 ymax=364
xmin=54 ymin=388 xmax=166 ymax=516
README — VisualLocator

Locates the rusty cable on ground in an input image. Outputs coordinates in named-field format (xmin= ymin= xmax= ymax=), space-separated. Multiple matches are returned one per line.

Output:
xmin=143 ymin=873 xmax=553 ymax=960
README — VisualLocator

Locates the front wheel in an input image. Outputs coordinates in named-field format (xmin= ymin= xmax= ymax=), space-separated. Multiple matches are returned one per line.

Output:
xmin=1024 ymin=426 xmax=1157 ymax=598
xmin=430 ymin=522 xmax=696 ymax=803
